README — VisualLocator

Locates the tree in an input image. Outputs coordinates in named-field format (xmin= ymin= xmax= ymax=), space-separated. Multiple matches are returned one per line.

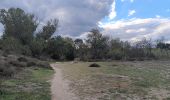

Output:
xmin=37 ymin=19 xmax=58 ymax=41
xmin=46 ymin=36 xmax=75 ymax=60
xmin=74 ymin=39 xmax=83 ymax=49
xmin=0 ymin=8 xmax=38 ymax=44
xmin=63 ymin=38 xmax=75 ymax=60
xmin=131 ymin=38 xmax=154 ymax=59
xmin=74 ymin=39 xmax=83 ymax=57
xmin=108 ymin=38 xmax=124 ymax=60
xmin=86 ymin=29 xmax=109 ymax=59
xmin=156 ymin=37 xmax=170 ymax=50
xmin=74 ymin=38 xmax=90 ymax=60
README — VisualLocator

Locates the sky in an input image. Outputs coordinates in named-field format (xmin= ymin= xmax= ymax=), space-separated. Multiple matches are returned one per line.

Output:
xmin=0 ymin=0 xmax=170 ymax=42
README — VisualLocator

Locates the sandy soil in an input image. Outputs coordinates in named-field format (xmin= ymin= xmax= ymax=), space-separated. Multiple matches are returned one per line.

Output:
xmin=50 ymin=63 xmax=79 ymax=100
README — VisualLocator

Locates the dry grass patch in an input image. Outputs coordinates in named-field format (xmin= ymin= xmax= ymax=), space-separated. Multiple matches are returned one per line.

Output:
xmin=56 ymin=61 xmax=170 ymax=100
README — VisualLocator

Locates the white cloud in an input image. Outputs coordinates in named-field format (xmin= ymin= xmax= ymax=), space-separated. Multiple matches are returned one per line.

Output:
xmin=0 ymin=23 xmax=4 ymax=36
xmin=108 ymin=0 xmax=117 ymax=20
xmin=156 ymin=15 xmax=161 ymax=18
xmin=126 ymin=28 xmax=146 ymax=33
xmin=166 ymin=9 xmax=170 ymax=12
xmin=121 ymin=0 xmax=134 ymax=3
xmin=130 ymin=0 xmax=134 ymax=3
xmin=166 ymin=41 xmax=170 ymax=43
xmin=128 ymin=10 xmax=136 ymax=16
xmin=75 ymin=32 xmax=90 ymax=40
xmin=99 ymin=18 xmax=170 ymax=42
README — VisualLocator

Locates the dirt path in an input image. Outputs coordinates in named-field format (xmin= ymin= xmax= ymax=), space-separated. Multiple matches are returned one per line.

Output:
xmin=50 ymin=63 xmax=78 ymax=100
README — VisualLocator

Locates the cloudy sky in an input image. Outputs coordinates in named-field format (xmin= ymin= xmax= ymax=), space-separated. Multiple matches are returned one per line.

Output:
xmin=0 ymin=0 xmax=170 ymax=42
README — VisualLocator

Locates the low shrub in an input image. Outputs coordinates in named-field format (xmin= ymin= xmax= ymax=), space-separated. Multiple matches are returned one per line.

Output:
xmin=37 ymin=61 xmax=51 ymax=69
xmin=18 ymin=57 xmax=28 ymax=62
xmin=127 ymin=58 xmax=136 ymax=61
xmin=89 ymin=63 xmax=101 ymax=67
xmin=9 ymin=60 xmax=27 ymax=67
xmin=27 ymin=62 xmax=36 ymax=67
xmin=137 ymin=58 xmax=145 ymax=61
xmin=0 ymin=61 xmax=16 ymax=77
xmin=1 ymin=66 xmax=15 ymax=77
xmin=1 ymin=37 xmax=23 ymax=54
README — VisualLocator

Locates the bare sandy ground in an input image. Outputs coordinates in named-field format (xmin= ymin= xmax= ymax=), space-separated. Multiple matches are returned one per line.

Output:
xmin=50 ymin=64 xmax=79 ymax=100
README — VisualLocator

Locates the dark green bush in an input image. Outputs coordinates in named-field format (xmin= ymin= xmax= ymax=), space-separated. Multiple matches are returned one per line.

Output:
xmin=1 ymin=37 xmax=23 ymax=54
xmin=29 ymin=38 xmax=46 ymax=57
xmin=27 ymin=62 xmax=36 ymax=67
xmin=1 ymin=66 xmax=15 ymax=77
xmin=0 ymin=60 xmax=15 ymax=77
xmin=89 ymin=63 xmax=101 ymax=67
xmin=9 ymin=60 xmax=27 ymax=67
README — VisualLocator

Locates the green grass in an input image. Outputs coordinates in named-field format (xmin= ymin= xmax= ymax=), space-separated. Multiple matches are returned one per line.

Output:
xmin=57 ymin=61 xmax=170 ymax=100
xmin=0 ymin=67 xmax=54 ymax=100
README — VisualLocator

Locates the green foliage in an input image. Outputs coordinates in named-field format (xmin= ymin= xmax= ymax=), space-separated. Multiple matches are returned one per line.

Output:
xmin=74 ymin=39 xmax=89 ymax=60
xmin=46 ymin=36 xmax=75 ymax=60
xmin=29 ymin=38 xmax=46 ymax=57
xmin=21 ymin=45 xmax=32 ymax=56
xmin=112 ymin=49 xmax=124 ymax=60
xmin=86 ymin=29 xmax=109 ymax=59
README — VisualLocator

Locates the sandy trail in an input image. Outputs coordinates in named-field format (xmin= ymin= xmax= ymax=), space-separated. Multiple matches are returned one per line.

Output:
xmin=50 ymin=64 xmax=78 ymax=100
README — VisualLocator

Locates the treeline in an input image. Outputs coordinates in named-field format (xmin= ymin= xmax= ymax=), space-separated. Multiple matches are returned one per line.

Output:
xmin=0 ymin=8 xmax=170 ymax=61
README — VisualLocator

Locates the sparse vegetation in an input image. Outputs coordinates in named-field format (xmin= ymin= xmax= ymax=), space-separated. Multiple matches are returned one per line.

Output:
xmin=0 ymin=67 xmax=54 ymax=100
xmin=0 ymin=54 xmax=51 ymax=76
xmin=58 ymin=61 xmax=170 ymax=100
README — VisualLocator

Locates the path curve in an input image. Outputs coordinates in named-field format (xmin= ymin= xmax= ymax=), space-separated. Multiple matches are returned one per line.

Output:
xmin=50 ymin=63 xmax=78 ymax=100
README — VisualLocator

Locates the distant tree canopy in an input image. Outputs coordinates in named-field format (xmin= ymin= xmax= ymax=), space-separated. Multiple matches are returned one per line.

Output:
xmin=37 ymin=19 xmax=58 ymax=40
xmin=0 ymin=8 xmax=60 ymax=58
xmin=0 ymin=8 xmax=170 ymax=61
xmin=86 ymin=29 xmax=109 ymax=59
xmin=156 ymin=40 xmax=170 ymax=50
xmin=0 ymin=8 xmax=38 ymax=44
